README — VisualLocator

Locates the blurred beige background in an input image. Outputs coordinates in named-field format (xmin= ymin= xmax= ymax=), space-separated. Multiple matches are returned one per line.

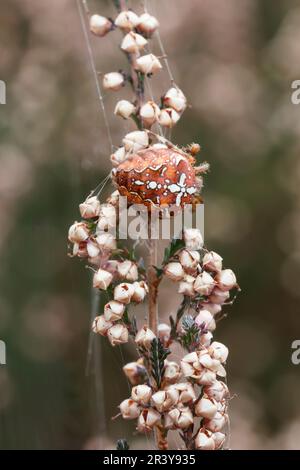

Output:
xmin=1 ymin=0 xmax=300 ymax=449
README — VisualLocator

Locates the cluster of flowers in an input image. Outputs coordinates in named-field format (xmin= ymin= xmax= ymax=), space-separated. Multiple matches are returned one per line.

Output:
xmin=120 ymin=325 xmax=229 ymax=450
xmin=68 ymin=193 xmax=148 ymax=346
xmin=88 ymin=8 xmax=187 ymax=164
xmin=164 ymin=228 xmax=238 ymax=334
xmin=115 ymin=228 xmax=237 ymax=450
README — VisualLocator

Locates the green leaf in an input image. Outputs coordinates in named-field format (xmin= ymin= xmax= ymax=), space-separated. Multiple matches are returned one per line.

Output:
xmin=170 ymin=296 xmax=190 ymax=339
xmin=150 ymin=338 xmax=170 ymax=389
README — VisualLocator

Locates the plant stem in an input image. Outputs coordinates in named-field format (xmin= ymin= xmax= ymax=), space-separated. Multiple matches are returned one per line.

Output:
xmin=148 ymin=238 xmax=159 ymax=335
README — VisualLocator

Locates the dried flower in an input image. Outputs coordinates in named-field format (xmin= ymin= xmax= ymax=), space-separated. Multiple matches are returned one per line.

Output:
xmin=107 ymin=323 xmax=129 ymax=346
xmin=123 ymin=130 xmax=149 ymax=152
xmin=184 ymin=228 xmax=203 ymax=250
xmin=86 ymin=239 xmax=101 ymax=258
xmin=121 ymin=32 xmax=147 ymax=53
xmin=209 ymin=287 xmax=230 ymax=305
xmin=167 ymin=406 xmax=193 ymax=429
xmin=203 ymin=251 xmax=223 ymax=272
xmin=117 ymin=260 xmax=138 ymax=282
xmin=137 ymin=13 xmax=159 ymax=36
xmin=119 ymin=398 xmax=140 ymax=419
xmin=135 ymin=326 xmax=156 ymax=348
xmin=194 ymin=272 xmax=215 ymax=296
xmin=163 ymin=87 xmax=187 ymax=113
xmin=93 ymin=268 xmax=113 ymax=290
xmin=164 ymin=262 xmax=185 ymax=281
xmin=203 ymin=381 xmax=229 ymax=402
xmin=181 ymin=350 xmax=225 ymax=385
xmin=179 ymin=249 xmax=200 ymax=273
xmin=107 ymin=190 xmax=120 ymax=206
xmin=202 ymin=302 xmax=222 ymax=315
xmin=79 ymin=196 xmax=101 ymax=219
xmin=68 ymin=222 xmax=89 ymax=243
xmin=131 ymin=384 xmax=152 ymax=405
xmin=158 ymin=108 xmax=180 ymax=128
xmin=140 ymin=101 xmax=161 ymax=126
xmin=212 ymin=432 xmax=226 ymax=449
xmin=92 ymin=315 xmax=113 ymax=336
xmin=195 ymin=397 xmax=218 ymax=419
xmin=195 ymin=309 xmax=216 ymax=331
xmin=137 ymin=408 xmax=160 ymax=433
xmin=208 ymin=342 xmax=229 ymax=363
xmin=97 ymin=204 xmax=117 ymax=232
xmin=103 ymin=72 xmax=124 ymax=91
xmin=151 ymin=388 xmax=179 ymax=412
xmin=172 ymin=382 xmax=196 ymax=404
xmin=89 ymin=14 xmax=112 ymax=37
xmin=157 ymin=323 xmax=171 ymax=346
xmin=195 ymin=429 xmax=216 ymax=450
xmin=95 ymin=232 xmax=117 ymax=251
xmin=178 ymin=275 xmax=196 ymax=297
xmin=123 ymin=360 xmax=147 ymax=385
xmin=136 ymin=54 xmax=162 ymax=75
xmin=114 ymin=10 xmax=139 ymax=31
xmin=204 ymin=412 xmax=228 ymax=433
xmin=163 ymin=360 xmax=181 ymax=384
xmin=110 ymin=147 xmax=127 ymax=166
xmin=114 ymin=100 xmax=136 ymax=119
xmin=215 ymin=269 xmax=237 ymax=291
xmin=131 ymin=281 xmax=148 ymax=303
xmin=104 ymin=300 xmax=126 ymax=322
xmin=199 ymin=331 xmax=213 ymax=347
xmin=114 ymin=282 xmax=135 ymax=304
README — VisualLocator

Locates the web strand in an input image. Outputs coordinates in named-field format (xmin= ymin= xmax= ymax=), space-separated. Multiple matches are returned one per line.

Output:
xmin=77 ymin=0 xmax=114 ymax=153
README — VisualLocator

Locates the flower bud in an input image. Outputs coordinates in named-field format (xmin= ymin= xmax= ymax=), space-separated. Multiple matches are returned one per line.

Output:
xmin=136 ymin=54 xmax=162 ymax=75
xmin=140 ymin=101 xmax=161 ymax=126
xmin=157 ymin=323 xmax=171 ymax=346
xmin=79 ymin=196 xmax=100 ymax=219
xmin=123 ymin=360 xmax=147 ymax=385
xmin=199 ymin=331 xmax=213 ymax=347
xmin=151 ymin=388 xmax=179 ymax=412
xmin=114 ymin=100 xmax=136 ymax=120
xmin=131 ymin=384 xmax=152 ymax=405
xmin=167 ymin=406 xmax=193 ymax=429
xmin=137 ymin=408 xmax=160 ymax=433
xmin=135 ymin=326 xmax=156 ymax=349
xmin=194 ymin=272 xmax=215 ymax=296
xmin=95 ymin=232 xmax=117 ymax=251
xmin=208 ymin=342 xmax=229 ymax=363
xmin=184 ymin=228 xmax=203 ymax=250
xmin=131 ymin=281 xmax=148 ymax=303
xmin=107 ymin=323 xmax=128 ymax=346
xmin=117 ymin=260 xmax=138 ymax=282
xmin=202 ymin=302 xmax=222 ymax=315
xmin=204 ymin=412 xmax=228 ymax=432
xmin=197 ymin=369 xmax=217 ymax=386
xmin=163 ymin=360 xmax=181 ymax=384
xmin=163 ymin=87 xmax=187 ymax=113
xmin=212 ymin=432 xmax=226 ymax=449
xmin=204 ymin=381 xmax=229 ymax=402
xmin=195 ymin=309 xmax=216 ymax=331
xmin=215 ymin=269 xmax=237 ymax=291
xmin=172 ymin=382 xmax=196 ymax=404
xmin=119 ymin=398 xmax=140 ymax=419
xmin=178 ymin=275 xmax=196 ymax=297
xmin=93 ymin=268 xmax=113 ymax=290
xmin=89 ymin=14 xmax=112 ymax=37
xmin=104 ymin=300 xmax=125 ymax=322
xmin=114 ymin=282 xmax=135 ymax=304
xmin=164 ymin=262 xmax=185 ymax=282
xmin=121 ymin=32 xmax=147 ymax=53
xmin=123 ymin=130 xmax=149 ymax=152
xmin=103 ymin=72 xmax=124 ymax=91
xmin=92 ymin=315 xmax=112 ymax=336
xmin=110 ymin=147 xmax=127 ymax=166
xmin=68 ymin=222 xmax=89 ymax=243
xmin=195 ymin=429 xmax=215 ymax=450
xmin=158 ymin=108 xmax=180 ymax=128
xmin=115 ymin=10 xmax=139 ymax=31
xmin=137 ymin=13 xmax=159 ymax=36
xmin=203 ymin=251 xmax=223 ymax=272
xmin=209 ymin=287 xmax=230 ymax=305
xmin=179 ymin=249 xmax=200 ymax=273
xmin=195 ymin=397 xmax=218 ymax=419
